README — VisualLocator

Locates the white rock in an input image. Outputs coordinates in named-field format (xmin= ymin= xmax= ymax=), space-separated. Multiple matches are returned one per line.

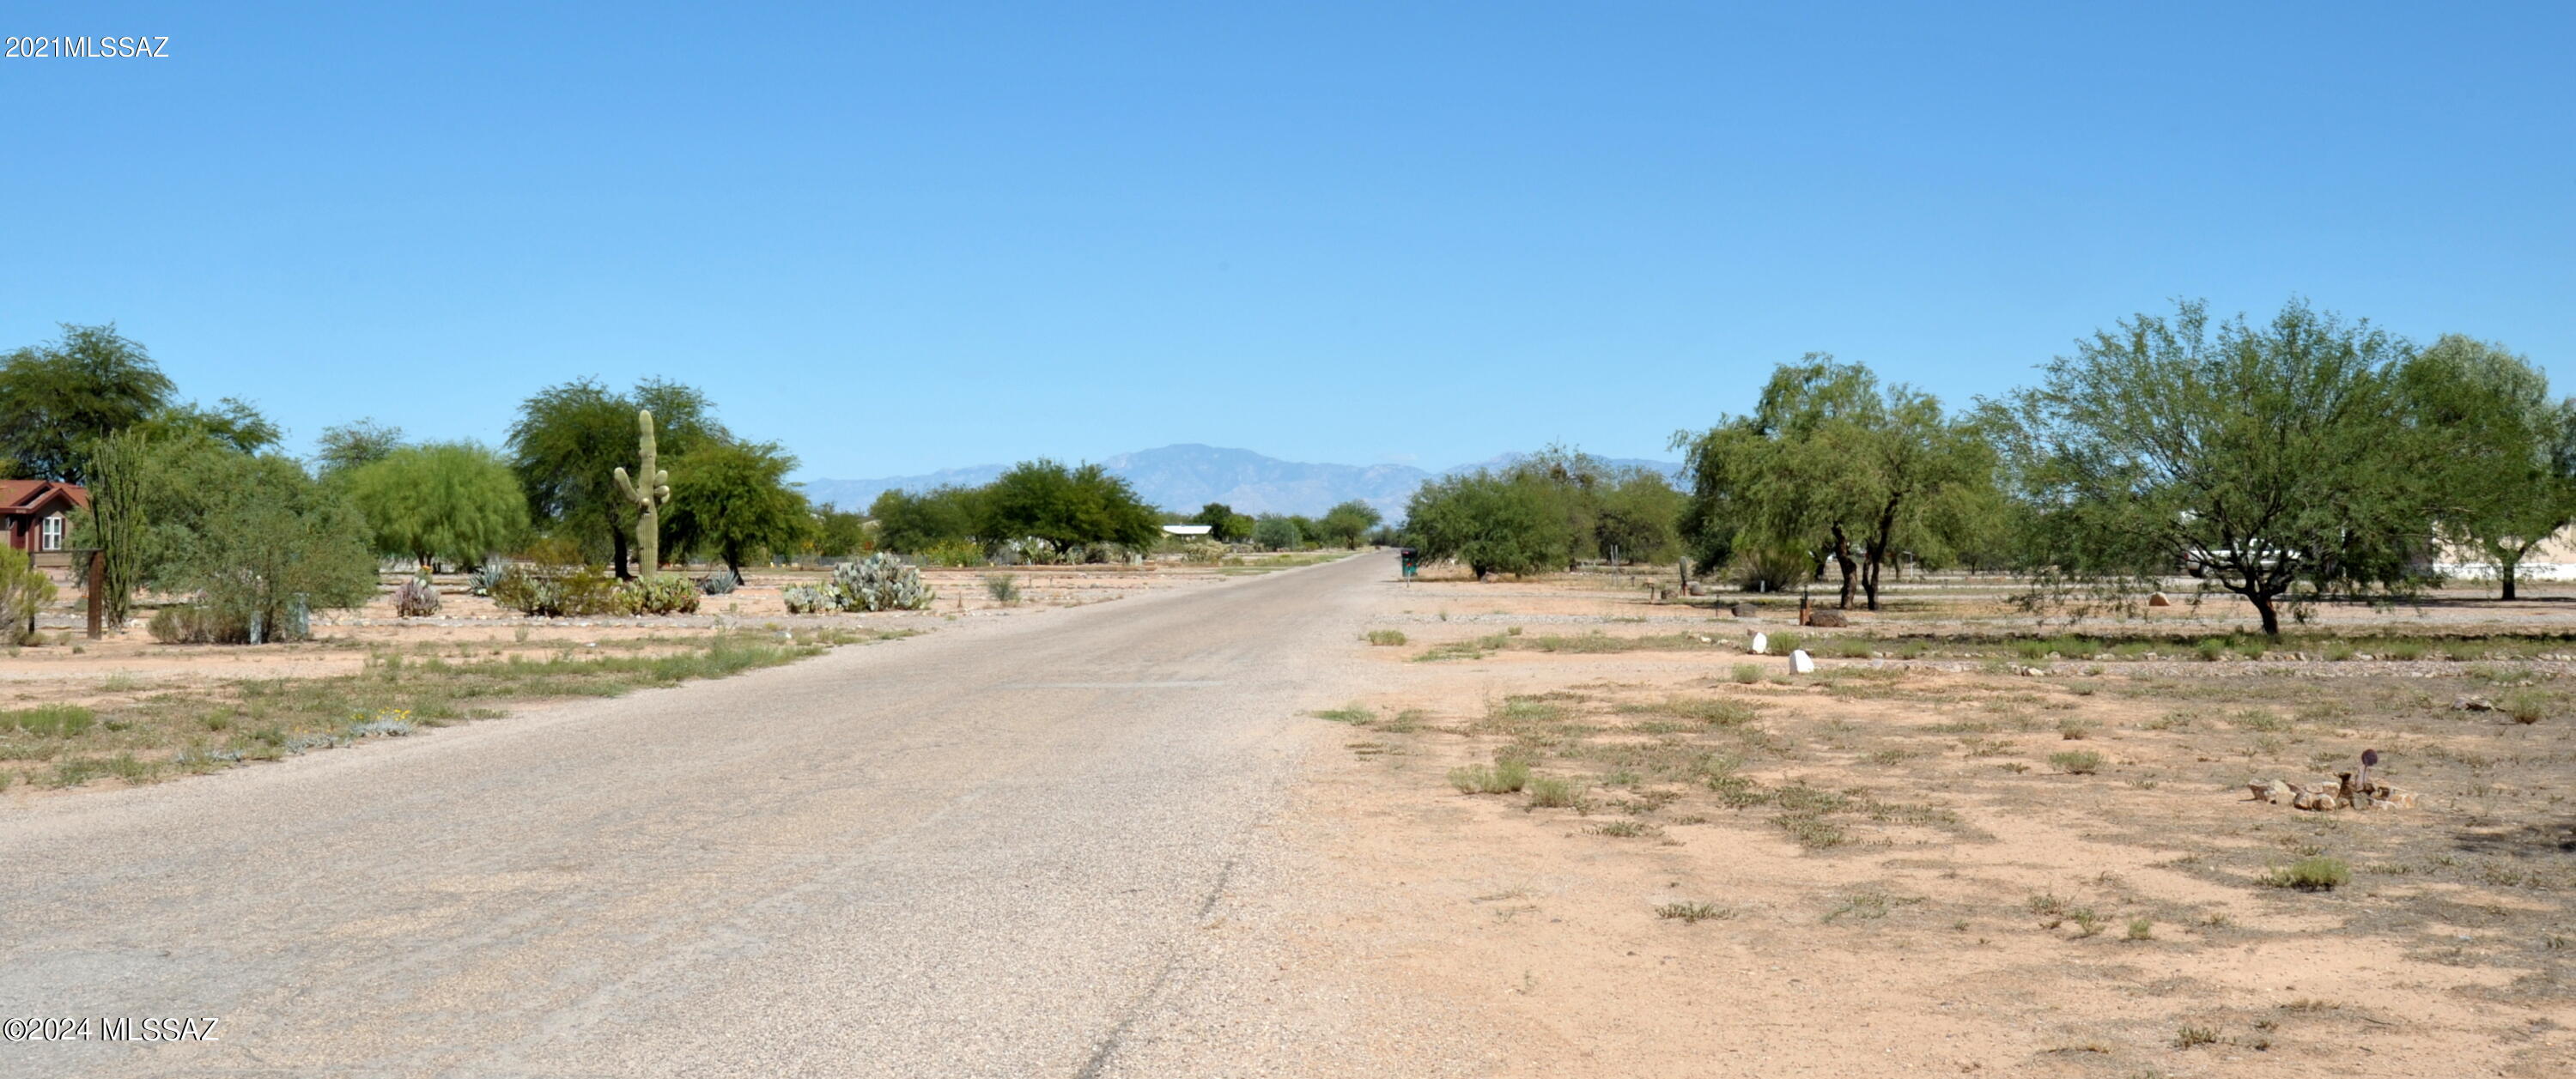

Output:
xmin=1789 ymin=649 xmax=1815 ymax=674
xmin=1750 ymin=632 xmax=1769 ymax=655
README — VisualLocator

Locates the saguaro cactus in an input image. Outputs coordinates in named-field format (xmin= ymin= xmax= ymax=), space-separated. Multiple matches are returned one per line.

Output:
xmin=613 ymin=409 xmax=672 ymax=580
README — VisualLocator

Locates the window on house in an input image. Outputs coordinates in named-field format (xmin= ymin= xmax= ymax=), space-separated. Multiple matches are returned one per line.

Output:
xmin=40 ymin=513 xmax=64 ymax=551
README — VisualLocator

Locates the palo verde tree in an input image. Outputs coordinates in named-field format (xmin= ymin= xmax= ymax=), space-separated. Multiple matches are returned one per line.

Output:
xmin=663 ymin=439 xmax=812 ymax=579
xmin=1190 ymin=502 xmax=1255 ymax=543
xmin=0 ymin=323 xmax=175 ymax=484
xmin=1996 ymin=299 xmax=2439 ymax=637
xmin=1674 ymin=356 xmax=1992 ymax=609
xmin=507 ymin=379 xmax=723 ymax=579
xmin=1317 ymin=500 xmax=1383 ymax=549
xmin=2397 ymin=335 xmax=2576 ymax=600
xmin=343 ymin=442 xmax=529 ymax=569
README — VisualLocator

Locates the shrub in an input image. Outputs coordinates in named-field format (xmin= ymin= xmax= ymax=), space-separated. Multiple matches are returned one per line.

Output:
xmin=147 ymin=603 xmax=251 ymax=644
xmin=1172 ymin=538 xmax=1228 ymax=564
xmin=2263 ymin=856 xmax=2350 ymax=890
xmin=696 ymin=568 xmax=740 ymax=595
xmin=2050 ymin=749 xmax=2105 ymax=774
xmin=2500 ymin=690 xmax=2547 ymax=724
xmin=834 ymin=553 xmax=937 ymax=611
xmin=1366 ymin=629 xmax=1407 ymax=646
xmin=623 ymin=575 xmax=702 ymax=615
xmin=914 ymin=539 xmax=986 ymax=567
xmin=392 ymin=574 xmax=441 ymax=617
xmin=1731 ymin=664 xmax=1763 ymax=684
xmin=1525 ymin=776 xmax=1583 ymax=809
xmin=983 ymin=573 xmax=1022 ymax=605
xmin=489 ymin=564 xmax=627 ymax=617
xmin=1656 ymin=901 xmax=1733 ymax=924
xmin=0 ymin=546 xmax=56 ymax=646
xmin=1448 ymin=759 xmax=1532 ymax=794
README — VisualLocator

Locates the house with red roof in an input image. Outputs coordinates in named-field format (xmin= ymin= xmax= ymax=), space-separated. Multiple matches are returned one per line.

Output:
xmin=1 ymin=479 xmax=88 ymax=569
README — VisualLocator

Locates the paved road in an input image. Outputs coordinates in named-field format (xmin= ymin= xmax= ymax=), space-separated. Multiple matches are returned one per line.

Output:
xmin=1 ymin=552 xmax=1391 ymax=1077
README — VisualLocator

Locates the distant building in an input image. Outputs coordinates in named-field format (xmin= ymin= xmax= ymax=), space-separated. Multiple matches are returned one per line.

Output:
xmin=1 ymin=479 xmax=88 ymax=569
xmin=2431 ymin=527 xmax=2576 ymax=585
xmin=1161 ymin=524 xmax=1214 ymax=537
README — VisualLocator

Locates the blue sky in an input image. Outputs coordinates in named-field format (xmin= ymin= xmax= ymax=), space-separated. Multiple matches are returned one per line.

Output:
xmin=4 ymin=3 xmax=2568 ymax=481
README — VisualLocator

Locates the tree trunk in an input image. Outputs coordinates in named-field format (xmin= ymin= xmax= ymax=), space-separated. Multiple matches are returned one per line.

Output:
xmin=2249 ymin=591 xmax=2281 ymax=638
xmin=1829 ymin=523 xmax=1857 ymax=609
xmin=724 ymin=549 xmax=743 ymax=582
xmin=2500 ymin=549 xmax=2521 ymax=601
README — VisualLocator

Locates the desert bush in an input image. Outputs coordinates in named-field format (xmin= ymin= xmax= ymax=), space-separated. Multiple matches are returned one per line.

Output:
xmin=834 ymin=553 xmax=936 ymax=611
xmin=623 ymin=575 xmax=702 ymax=615
xmin=0 ymin=545 xmax=55 ymax=646
xmin=489 ymin=563 xmax=627 ymax=617
xmin=2050 ymin=749 xmax=2105 ymax=774
xmin=2263 ymin=855 xmax=2350 ymax=890
xmin=1366 ymin=629 xmax=1407 ymax=646
xmin=147 ymin=603 xmax=252 ymax=644
xmin=1172 ymin=537 xmax=1228 ymax=565
xmin=1525 ymin=775 xmax=1583 ymax=809
xmin=1656 ymin=900 xmax=1734 ymax=923
xmin=2500 ymin=690 xmax=2548 ymax=724
xmin=1449 ymin=759 xmax=1533 ymax=794
xmin=983 ymin=573 xmax=1022 ymax=604
xmin=392 ymin=574 xmax=440 ymax=617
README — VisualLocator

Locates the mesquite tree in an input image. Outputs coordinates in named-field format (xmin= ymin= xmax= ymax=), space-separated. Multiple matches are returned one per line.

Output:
xmin=1997 ymin=299 xmax=2441 ymax=637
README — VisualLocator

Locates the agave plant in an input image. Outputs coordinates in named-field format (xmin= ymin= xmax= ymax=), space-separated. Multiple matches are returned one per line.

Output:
xmin=468 ymin=561 xmax=513 ymax=597
xmin=697 ymin=568 xmax=741 ymax=596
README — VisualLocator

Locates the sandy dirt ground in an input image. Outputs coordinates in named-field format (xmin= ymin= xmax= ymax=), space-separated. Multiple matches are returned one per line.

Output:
xmin=1242 ymin=566 xmax=2576 ymax=1078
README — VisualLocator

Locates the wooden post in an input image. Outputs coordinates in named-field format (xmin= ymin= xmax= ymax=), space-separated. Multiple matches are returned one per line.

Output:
xmin=85 ymin=549 xmax=104 ymax=640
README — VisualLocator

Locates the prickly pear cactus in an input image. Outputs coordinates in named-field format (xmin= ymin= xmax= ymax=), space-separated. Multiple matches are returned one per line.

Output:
xmin=781 ymin=584 xmax=841 ymax=615
xmin=833 ymin=553 xmax=937 ymax=611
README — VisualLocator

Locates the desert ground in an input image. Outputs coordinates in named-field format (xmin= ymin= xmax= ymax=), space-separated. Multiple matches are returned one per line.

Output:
xmin=1247 ymin=562 xmax=2576 ymax=1077
xmin=3 ymin=552 xmax=2570 ymax=1076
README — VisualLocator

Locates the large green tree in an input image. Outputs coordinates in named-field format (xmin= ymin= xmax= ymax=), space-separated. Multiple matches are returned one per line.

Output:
xmin=0 ymin=324 xmax=175 ymax=483
xmin=1674 ymin=356 xmax=1992 ymax=609
xmin=870 ymin=486 xmax=983 ymax=554
xmin=2397 ymin=335 xmax=2576 ymax=599
xmin=663 ymin=439 xmax=813 ymax=579
xmin=1317 ymin=500 xmax=1384 ymax=549
xmin=344 ymin=442 xmax=529 ymax=568
xmin=1996 ymin=299 xmax=2439 ymax=637
xmin=975 ymin=460 xmax=1162 ymax=555
xmin=507 ymin=378 xmax=724 ymax=579
xmin=1190 ymin=502 xmax=1255 ymax=543
xmin=1404 ymin=471 xmax=1569 ymax=578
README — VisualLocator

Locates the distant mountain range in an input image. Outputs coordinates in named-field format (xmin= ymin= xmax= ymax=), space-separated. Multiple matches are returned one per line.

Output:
xmin=800 ymin=444 xmax=1680 ymax=518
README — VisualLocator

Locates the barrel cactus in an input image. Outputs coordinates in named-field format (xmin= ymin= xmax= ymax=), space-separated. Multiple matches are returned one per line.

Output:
xmin=833 ymin=553 xmax=936 ymax=611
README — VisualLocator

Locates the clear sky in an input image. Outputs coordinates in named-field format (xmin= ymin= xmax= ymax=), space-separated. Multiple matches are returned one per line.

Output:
xmin=4 ymin=3 xmax=2568 ymax=481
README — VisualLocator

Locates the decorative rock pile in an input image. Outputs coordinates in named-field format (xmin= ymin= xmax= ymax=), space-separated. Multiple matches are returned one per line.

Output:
xmin=2247 ymin=750 xmax=2415 ymax=811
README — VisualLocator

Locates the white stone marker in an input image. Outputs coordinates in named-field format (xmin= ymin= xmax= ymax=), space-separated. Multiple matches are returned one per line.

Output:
xmin=1750 ymin=632 xmax=1769 ymax=655
xmin=1789 ymin=649 xmax=1816 ymax=674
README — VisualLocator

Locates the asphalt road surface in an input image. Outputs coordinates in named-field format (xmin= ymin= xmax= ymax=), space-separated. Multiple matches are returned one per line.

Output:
xmin=1 ymin=552 xmax=1393 ymax=1077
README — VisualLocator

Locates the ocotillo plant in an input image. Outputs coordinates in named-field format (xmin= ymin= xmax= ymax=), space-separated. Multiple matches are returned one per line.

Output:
xmin=612 ymin=409 xmax=672 ymax=580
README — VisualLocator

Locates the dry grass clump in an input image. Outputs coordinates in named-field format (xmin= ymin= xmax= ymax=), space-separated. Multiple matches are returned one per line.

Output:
xmin=2263 ymin=855 xmax=2351 ymax=891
